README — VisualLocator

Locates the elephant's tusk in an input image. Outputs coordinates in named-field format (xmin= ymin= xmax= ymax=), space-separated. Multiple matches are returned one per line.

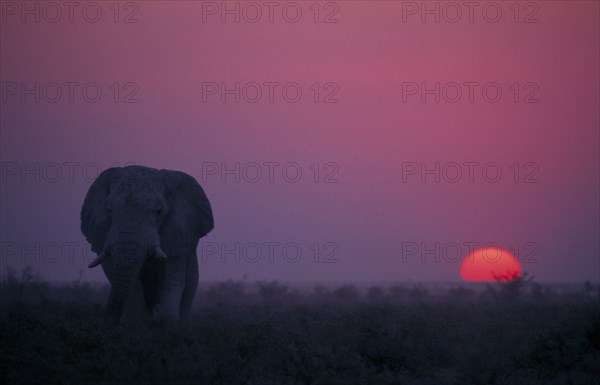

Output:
xmin=88 ymin=250 xmax=109 ymax=268
xmin=153 ymin=246 xmax=168 ymax=260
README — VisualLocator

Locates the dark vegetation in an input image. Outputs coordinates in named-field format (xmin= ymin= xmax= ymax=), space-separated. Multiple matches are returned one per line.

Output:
xmin=1 ymin=267 xmax=599 ymax=385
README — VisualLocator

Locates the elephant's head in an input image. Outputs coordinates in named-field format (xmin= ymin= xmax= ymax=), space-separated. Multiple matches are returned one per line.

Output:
xmin=80 ymin=165 xmax=213 ymax=325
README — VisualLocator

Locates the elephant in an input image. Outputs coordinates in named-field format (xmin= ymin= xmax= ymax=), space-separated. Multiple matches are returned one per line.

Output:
xmin=81 ymin=165 xmax=214 ymax=327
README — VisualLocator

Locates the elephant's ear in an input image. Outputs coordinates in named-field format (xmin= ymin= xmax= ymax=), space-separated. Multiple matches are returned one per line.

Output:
xmin=80 ymin=167 xmax=119 ymax=254
xmin=160 ymin=170 xmax=214 ymax=256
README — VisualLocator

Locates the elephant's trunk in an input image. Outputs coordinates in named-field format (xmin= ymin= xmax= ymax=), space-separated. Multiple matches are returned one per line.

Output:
xmin=104 ymin=243 xmax=147 ymax=326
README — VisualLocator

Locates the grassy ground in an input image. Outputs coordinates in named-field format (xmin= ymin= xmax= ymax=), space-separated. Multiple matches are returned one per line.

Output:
xmin=1 ymin=268 xmax=599 ymax=385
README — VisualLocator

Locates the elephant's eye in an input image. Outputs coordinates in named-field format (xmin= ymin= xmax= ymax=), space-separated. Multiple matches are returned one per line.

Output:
xmin=106 ymin=206 xmax=113 ymax=215
xmin=156 ymin=209 xmax=162 ymax=216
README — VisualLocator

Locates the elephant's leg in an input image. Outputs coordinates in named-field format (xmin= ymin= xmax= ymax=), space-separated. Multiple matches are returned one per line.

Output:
xmin=159 ymin=264 xmax=185 ymax=323
xmin=180 ymin=253 xmax=199 ymax=320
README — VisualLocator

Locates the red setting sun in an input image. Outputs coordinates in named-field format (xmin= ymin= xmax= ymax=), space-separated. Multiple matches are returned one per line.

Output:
xmin=460 ymin=247 xmax=522 ymax=282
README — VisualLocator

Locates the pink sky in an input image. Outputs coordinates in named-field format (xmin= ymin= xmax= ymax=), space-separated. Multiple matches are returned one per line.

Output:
xmin=1 ymin=1 xmax=598 ymax=282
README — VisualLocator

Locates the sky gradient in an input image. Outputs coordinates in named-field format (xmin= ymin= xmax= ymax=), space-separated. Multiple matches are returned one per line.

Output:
xmin=1 ymin=1 xmax=598 ymax=283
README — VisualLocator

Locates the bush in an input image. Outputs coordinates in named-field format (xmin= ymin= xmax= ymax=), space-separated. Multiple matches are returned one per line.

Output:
xmin=1 ymin=269 xmax=599 ymax=385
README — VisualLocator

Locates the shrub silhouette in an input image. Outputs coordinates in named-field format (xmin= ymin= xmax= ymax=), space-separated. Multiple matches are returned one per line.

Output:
xmin=1 ymin=268 xmax=599 ymax=385
xmin=484 ymin=271 xmax=535 ymax=302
